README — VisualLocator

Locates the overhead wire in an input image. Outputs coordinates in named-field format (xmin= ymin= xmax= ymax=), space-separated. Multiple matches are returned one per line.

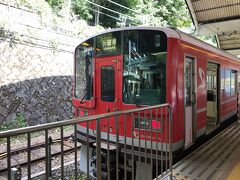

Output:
xmin=87 ymin=7 xmax=122 ymax=21
xmin=85 ymin=0 xmax=137 ymax=21
xmin=95 ymin=9 xmax=138 ymax=26
xmin=105 ymin=0 xmax=141 ymax=15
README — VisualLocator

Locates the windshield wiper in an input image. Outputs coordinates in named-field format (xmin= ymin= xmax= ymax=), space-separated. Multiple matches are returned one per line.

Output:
xmin=80 ymin=91 xmax=87 ymax=104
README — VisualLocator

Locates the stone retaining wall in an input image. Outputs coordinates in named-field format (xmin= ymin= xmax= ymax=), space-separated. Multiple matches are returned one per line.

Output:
xmin=0 ymin=76 xmax=73 ymax=126
xmin=0 ymin=2 xmax=103 ymax=128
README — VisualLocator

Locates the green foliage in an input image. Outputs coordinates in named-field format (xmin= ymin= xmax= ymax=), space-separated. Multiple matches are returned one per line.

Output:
xmin=45 ymin=0 xmax=64 ymax=11
xmin=0 ymin=113 xmax=27 ymax=131
xmin=71 ymin=0 xmax=138 ymax=28
xmin=98 ymin=0 xmax=138 ymax=27
xmin=131 ymin=0 xmax=191 ymax=27
xmin=68 ymin=172 xmax=87 ymax=180
xmin=4 ymin=0 xmax=104 ymax=38
xmin=16 ymin=113 xmax=27 ymax=128
xmin=72 ymin=0 xmax=93 ymax=20
xmin=0 ymin=26 xmax=8 ymax=44
xmin=69 ymin=0 xmax=191 ymax=28
xmin=0 ymin=26 xmax=20 ymax=47
xmin=49 ymin=39 xmax=59 ymax=54
xmin=18 ymin=0 xmax=191 ymax=29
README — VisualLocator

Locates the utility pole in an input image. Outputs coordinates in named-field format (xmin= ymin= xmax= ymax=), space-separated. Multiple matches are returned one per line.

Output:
xmin=95 ymin=6 xmax=100 ymax=26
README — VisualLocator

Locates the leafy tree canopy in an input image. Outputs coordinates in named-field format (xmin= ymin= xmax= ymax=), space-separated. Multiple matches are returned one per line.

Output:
xmin=132 ymin=0 xmax=191 ymax=27
xmin=45 ymin=0 xmax=65 ymax=11
xmin=46 ymin=0 xmax=191 ymax=28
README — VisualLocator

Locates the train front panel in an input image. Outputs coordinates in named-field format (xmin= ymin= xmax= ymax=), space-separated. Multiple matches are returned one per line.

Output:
xmin=73 ymin=28 xmax=174 ymax=179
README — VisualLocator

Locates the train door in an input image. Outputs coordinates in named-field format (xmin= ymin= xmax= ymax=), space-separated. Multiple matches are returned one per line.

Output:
xmin=206 ymin=62 xmax=219 ymax=134
xmin=184 ymin=56 xmax=196 ymax=148
xmin=95 ymin=56 xmax=122 ymax=114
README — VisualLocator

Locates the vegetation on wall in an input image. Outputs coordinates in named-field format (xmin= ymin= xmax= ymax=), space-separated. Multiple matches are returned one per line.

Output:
xmin=0 ymin=113 xmax=27 ymax=131
xmin=0 ymin=26 xmax=20 ymax=48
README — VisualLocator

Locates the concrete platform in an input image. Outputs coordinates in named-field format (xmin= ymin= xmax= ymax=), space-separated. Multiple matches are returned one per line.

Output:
xmin=172 ymin=122 xmax=240 ymax=180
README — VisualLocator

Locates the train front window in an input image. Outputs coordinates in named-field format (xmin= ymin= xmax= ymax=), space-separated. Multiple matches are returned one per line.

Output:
xmin=123 ymin=30 xmax=167 ymax=105
xmin=75 ymin=39 xmax=94 ymax=100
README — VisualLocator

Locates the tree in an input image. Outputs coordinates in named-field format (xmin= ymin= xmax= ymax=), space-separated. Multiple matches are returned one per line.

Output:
xmin=71 ymin=0 xmax=138 ymax=27
xmin=71 ymin=0 xmax=93 ymax=20
xmin=48 ymin=0 xmax=191 ymax=28
xmin=130 ymin=0 xmax=166 ymax=26
xmin=132 ymin=0 xmax=191 ymax=27
xmin=97 ymin=0 xmax=138 ymax=27
xmin=45 ymin=0 xmax=65 ymax=12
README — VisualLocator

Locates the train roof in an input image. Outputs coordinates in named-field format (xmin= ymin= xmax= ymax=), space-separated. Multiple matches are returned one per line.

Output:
xmin=79 ymin=26 xmax=240 ymax=62
xmin=175 ymin=28 xmax=240 ymax=62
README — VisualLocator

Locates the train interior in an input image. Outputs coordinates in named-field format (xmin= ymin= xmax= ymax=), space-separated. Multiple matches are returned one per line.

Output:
xmin=206 ymin=62 xmax=219 ymax=134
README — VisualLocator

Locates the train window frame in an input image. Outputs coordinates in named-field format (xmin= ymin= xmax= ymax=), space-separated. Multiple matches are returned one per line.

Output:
xmin=230 ymin=70 xmax=237 ymax=96
xmin=221 ymin=69 xmax=225 ymax=97
xmin=225 ymin=69 xmax=237 ymax=96
xmin=75 ymin=39 xmax=94 ymax=101
xmin=122 ymin=30 xmax=167 ymax=106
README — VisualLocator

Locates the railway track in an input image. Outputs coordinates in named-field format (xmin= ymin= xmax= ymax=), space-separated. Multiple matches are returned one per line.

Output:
xmin=0 ymin=135 xmax=81 ymax=173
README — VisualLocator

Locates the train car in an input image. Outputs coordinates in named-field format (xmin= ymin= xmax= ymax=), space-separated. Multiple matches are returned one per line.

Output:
xmin=73 ymin=27 xmax=240 ymax=179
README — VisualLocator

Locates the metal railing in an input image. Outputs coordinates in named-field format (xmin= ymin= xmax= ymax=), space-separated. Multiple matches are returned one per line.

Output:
xmin=0 ymin=104 xmax=172 ymax=180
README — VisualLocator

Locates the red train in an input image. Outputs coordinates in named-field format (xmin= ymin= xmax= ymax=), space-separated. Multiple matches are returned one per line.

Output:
xmin=73 ymin=27 xmax=239 ymax=178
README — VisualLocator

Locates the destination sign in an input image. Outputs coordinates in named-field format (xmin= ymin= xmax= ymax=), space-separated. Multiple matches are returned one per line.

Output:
xmin=101 ymin=38 xmax=117 ymax=51
xmin=95 ymin=32 xmax=121 ymax=56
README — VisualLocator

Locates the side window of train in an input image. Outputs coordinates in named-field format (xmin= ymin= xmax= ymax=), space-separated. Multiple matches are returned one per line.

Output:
xmin=225 ymin=69 xmax=237 ymax=96
xmin=221 ymin=69 xmax=225 ymax=97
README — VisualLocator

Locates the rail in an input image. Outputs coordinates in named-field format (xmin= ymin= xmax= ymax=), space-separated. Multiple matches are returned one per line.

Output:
xmin=0 ymin=103 xmax=172 ymax=180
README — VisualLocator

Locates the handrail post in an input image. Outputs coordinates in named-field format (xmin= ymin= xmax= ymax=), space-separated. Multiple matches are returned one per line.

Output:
xmin=7 ymin=137 xmax=11 ymax=180
xmin=96 ymin=119 xmax=102 ymax=180
xmin=48 ymin=136 xmax=53 ymax=177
